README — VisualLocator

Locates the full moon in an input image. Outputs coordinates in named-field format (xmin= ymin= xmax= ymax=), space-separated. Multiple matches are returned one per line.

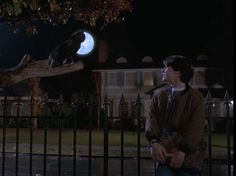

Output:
xmin=77 ymin=31 xmax=95 ymax=56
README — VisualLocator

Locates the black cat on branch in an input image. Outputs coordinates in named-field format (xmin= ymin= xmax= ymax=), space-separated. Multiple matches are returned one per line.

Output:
xmin=48 ymin=30 xmax=85 ymax=68
xmin=0 ymin=0 xmax=133 ymax=87
xmin=0 ymin=29 xmax=87 ymax=87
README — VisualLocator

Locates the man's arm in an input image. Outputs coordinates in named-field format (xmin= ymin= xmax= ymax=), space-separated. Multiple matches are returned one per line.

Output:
xmin=145 ymin=94 xmax=162 ymax=143
xmin=180 ymin=91 xmax=205 ymax=152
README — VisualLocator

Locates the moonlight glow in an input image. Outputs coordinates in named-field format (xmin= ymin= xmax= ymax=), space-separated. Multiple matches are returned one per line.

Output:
xmin=77 ymin=31 xmax=95 ymax=56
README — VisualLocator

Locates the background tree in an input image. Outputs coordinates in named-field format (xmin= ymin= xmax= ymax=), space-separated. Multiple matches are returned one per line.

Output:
xmin=0 ymin=0 xmax=133 ymax=35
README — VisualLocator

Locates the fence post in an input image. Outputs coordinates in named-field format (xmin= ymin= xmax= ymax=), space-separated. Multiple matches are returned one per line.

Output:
xmin=119 ymin=94 xmax=125 ymax=176
xmin=58 ymin=95 xmax=63 ymax=176
xmin=71 ymin=94 xmax=79 ymax=176
xmin=88 ymin=95 xmax=93 ymax=176
xmin=103 ymin=95 xmax=109 ymax=176
xmin=206 ymin=91 xmax=213 ymax=176
xmin=15 ymin=96 xmax=21 ymax=176
xmin=42 ymin=94 xmax=49 ymax=176
xmin=29 ymin=95 xmax=35 ymax=176
xmin=135 ymin=94 xmax=142 ymax=176
xmin=224 ymin=90 xmax=232 ymax=176
xmin=30 ymin=93 xmax=38 ymax=128
xmin=1 ymin=96 xmax=7 ymax=176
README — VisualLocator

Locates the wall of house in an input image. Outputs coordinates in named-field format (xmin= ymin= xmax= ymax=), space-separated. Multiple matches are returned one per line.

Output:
xmin=102 ymin=68 xmax=160 ymax=117
xmin=95 ymin=67 xmax=209 ymax=117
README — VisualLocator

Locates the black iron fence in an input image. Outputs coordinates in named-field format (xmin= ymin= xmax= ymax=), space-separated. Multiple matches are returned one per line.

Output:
xmin=0 ymin=90 xmax=234 ymax=176
xmin=205 ymin=91 xmax=234 ymax=176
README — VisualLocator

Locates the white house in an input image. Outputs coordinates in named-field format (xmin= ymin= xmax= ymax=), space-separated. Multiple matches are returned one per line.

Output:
xmin=92 ymin=56 xmax=209 ymax=118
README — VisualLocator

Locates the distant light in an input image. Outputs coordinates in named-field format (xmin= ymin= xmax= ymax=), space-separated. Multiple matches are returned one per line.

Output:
xmin=77 ymin=31 xmax=95 ymax=56
xmin=230 ymin=100 xmax=233 ymax=105
xmin=116 ymin=57 xmax=127 ymax=63
xmin=196 ymin=55 xmax=208 ymax=61
xmin=142 ymin=56 xmax=153 ymax=63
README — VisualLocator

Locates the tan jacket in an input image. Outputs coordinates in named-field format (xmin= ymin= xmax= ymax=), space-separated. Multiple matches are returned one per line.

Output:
xmin=145 ymin=85 xmax=205 ymax=152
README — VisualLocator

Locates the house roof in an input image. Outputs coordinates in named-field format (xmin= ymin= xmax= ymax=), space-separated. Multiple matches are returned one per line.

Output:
xmin=87 ymin=53 xmax=210 ymax=70
xmin=91 ymin=60 xmax=163 ymax=70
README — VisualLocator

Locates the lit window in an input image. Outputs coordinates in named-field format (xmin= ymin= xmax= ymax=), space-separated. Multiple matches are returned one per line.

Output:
xmin=116 ymin=57 xmax=127 ymax=63
xmin=117 ymin=72 xmax=124 ymax=87
xmin=126 ymin=72 xmax=135 ymax=87
xmin=142 ymin=56 xmax=153 ymax=63
xmin=143 ymin=72 xmax=154 ymax=86
xmin=135 ymin=71 xmax=143 ymax=87
xmin=108 ymin=72 xmax=117 ymax=87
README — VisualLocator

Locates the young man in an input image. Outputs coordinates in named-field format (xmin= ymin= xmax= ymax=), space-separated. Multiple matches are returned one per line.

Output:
xmin=145 ymin=55 xmax=206 ymax=176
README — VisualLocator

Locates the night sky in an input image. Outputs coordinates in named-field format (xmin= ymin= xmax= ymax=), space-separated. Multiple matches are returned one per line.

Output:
xmin=0 ymin=0 xmax=233 ymax=94
xmin=101 ymin=0 xmax=233 ymax=67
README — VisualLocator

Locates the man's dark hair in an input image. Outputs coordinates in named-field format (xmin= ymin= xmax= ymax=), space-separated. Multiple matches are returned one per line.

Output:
xmin=163 ymin=55 xmax=194 ymax=84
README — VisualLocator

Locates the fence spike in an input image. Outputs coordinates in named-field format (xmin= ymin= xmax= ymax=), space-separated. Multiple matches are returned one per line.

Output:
xmin=136 ymin=93 xmax=141 ymax=105
xmin=30 ymin=94 xmax=35 ymax=105
xmin=104 ymin=94 xmax=109 ymax=106
xmin=3 ymin=96 xmax=8 ymax=116
xmin=59 ymin=94 xmax=63 ymax=105
xmin=71 ymin=94 xmax=78 ymax=107
xmin=120 ymin=93 xmax=125 ymax=105
xmin=16 ymin=96 xmax=21 ymax=106
xmin=119 ymin=94 xmax=126 ymax=116
xmin=42 ymin=93 xmax=48 ymax=104
xmin=224 ymin=90 xmax=231 ymax=105
xmin=103 ymin=94 xmax=110 ymax=118
xmin=135 ymin=93 xmax=142 ymax=118
xmin=4 ymin=96 xmax=7 ymax=104
xmin=205 ymin=90 xmax=213 ymax=105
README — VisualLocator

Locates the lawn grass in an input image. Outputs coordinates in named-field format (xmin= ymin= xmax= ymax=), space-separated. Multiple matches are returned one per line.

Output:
xmin=0 ymin=128 xmax=149 ymax=146
xmin=208 ymin=133 xmax=234 ymax=148
xmin=0 ymin=128 xmax=233 ymax=148
xmin=0 ymin=128 xmax=233 ymax=157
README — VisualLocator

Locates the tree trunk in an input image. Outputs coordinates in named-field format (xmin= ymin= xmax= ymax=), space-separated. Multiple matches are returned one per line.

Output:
xmin=0 ymin=54 xmax=84 ymax=87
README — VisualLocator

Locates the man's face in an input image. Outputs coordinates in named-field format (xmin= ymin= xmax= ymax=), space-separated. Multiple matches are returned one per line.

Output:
xmin=162 ymin=65 xmax=179 ymax=83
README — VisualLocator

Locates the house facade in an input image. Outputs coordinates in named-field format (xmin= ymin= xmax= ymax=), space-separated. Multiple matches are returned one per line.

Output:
xmin=92 ymin=57 xmax=211 ymax=118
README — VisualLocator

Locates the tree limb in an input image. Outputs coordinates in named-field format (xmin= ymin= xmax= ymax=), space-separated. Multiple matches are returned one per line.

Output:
xmin=0 ymin=54 xmax=84 ymax=87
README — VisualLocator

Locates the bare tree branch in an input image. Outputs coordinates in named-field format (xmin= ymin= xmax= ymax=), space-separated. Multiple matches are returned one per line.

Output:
xmin=0 ymin=54 xmax=84 ymax=87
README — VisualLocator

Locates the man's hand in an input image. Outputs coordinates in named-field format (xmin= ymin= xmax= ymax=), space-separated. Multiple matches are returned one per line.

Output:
xmin=150 ymin=142 xmax=168 ymax=163
xmin=169 ymin=150 xmax=186 ymax=168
